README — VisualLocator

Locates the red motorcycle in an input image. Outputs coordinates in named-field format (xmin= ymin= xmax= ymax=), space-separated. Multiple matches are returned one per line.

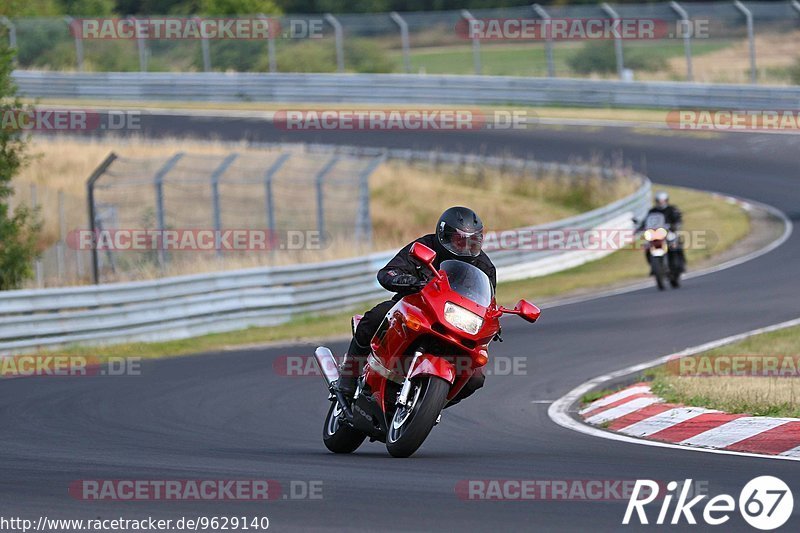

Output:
xmin=314 ymin=242 xmax=541 ymax=458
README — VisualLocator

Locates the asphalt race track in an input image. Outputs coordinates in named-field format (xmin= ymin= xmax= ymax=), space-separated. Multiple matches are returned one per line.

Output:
xmin=2 ymin=118 xmax=799 ymax=531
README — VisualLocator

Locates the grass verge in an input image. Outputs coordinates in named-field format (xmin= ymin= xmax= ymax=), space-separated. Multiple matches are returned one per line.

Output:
xmin=47 ymin=183 xmax=750 ymax=360
xmin=647 ymin=325 xmax=800 ymax=418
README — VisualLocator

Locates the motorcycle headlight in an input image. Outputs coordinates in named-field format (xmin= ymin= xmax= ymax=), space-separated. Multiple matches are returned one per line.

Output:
xmin=444 ymin=302 xmax=484 ymax=335
xmin=643 ymin=229 xmax=654 ymax=241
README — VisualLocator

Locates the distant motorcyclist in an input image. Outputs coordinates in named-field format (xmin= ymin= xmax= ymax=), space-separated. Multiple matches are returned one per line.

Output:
xmin=638 ymin=191 xmax=685 ymax=273
xmin=337 ymin=206 xmax=496 ymax=405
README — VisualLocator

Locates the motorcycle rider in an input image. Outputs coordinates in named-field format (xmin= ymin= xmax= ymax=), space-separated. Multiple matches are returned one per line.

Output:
xmin=638 ymin=191 xmax=685 ymax=273
xmin=337 ymin=206 xmax=496 ymax=406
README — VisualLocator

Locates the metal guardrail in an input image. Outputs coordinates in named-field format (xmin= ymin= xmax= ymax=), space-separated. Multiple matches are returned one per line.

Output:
xmin=5 ymin=2 xmax=800 ymax=83
xmin=0 ymin=149 xmax=650 ymax=354
xmin=13 ymin=71 xmax=800 ymax=110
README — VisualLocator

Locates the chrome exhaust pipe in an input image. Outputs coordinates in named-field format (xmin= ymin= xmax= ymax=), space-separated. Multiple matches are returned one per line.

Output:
xmin=314 ymin=346 xmax=353 ymax=420
xmin=314 ymin=346 xmax=340 ymax=387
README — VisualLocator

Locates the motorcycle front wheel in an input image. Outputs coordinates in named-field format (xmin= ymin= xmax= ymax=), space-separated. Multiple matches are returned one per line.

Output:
xmin=323 ymin=402 xmax=366 ymax=454
xmin=386 ymin=376 xmax=450 ymax=458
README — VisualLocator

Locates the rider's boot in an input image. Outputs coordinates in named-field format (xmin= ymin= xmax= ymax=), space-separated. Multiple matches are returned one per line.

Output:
xmin=337 ymin=338 xmax=369 ymax=402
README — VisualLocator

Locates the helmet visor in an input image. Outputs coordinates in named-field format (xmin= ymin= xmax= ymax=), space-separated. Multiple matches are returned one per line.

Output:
xmin=446 ymin=229 xmax=483 ymax=257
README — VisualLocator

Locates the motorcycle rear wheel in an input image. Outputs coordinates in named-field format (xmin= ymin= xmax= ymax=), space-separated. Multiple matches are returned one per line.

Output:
xmin=651 ymin=256 xmax=666 ymax=291
xmin=323 ymin=402 xmax=366 ymax=454
xmin=386 ymin=376 xmax=449 ymax=458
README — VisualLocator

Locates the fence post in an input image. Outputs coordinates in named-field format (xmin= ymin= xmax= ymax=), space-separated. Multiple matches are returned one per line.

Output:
xmin=29 ymin=185 xmax=43 ymax=287
xmin=129 ymin=16 xmax=148 ymax=72
xmin=86 ymin=152 xmax=117 ymax=284
xmin=0 ymin=17 xmax=16 ymax=64
xmin=733 ymin=0 xmax=756 ymax=84
xmin=532 ymin=4 xmax=554 ymax=77
xmin=152 ymin=153 xmax=184 ymax=271
xmin=194 ymin=16 xmax=211 ymax=72
xmin=324 ymin=14 xmax=345 ymax=73
xmin=390 ymin=12 xmax=411 ymax=73
xmin=64 ymin=17 xmax=84 ymax=72
xmin=259 ymin=13 xmax=277 ymax=73
xmin=461 ymin=10 xmax=481 ymax=75
xmin=57 ymin=190 xmax=65 ymax=282
xmin=315 ymin=156 xmax=340 ymax=246
xmin=209 ymin=153 xmax=238 ymax=256
xmin=264 ymin=153 xmax=290 ymax=244
xmin=355 ymin=154 xmax=384 ymax=246
xmin=669 ymin=1 xmax=693 ymax=81
xmin=600 ymin=3 xmax=624 ymax=79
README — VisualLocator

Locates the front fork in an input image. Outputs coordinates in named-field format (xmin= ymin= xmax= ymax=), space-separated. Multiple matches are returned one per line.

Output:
xmin=397 ymin=350 xmax=423 ymax=407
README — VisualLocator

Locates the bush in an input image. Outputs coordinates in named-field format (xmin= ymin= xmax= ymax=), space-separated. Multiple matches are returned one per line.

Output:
xmin=788 ymin=57 xmax=800 ymax=85
xmin=567 ymin=41 xmax=667 ymax=75
xmin=0 ymin=44 xmax=41 ymax=290
xmin=275 ymin=38 xmax=394 ymax=73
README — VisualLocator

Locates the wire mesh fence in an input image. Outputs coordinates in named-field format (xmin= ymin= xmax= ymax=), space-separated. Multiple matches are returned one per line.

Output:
xmin=4 ymin=2 xmax=800 ymax=84
xmin=30 ymin=149 xmax=382 ymax=285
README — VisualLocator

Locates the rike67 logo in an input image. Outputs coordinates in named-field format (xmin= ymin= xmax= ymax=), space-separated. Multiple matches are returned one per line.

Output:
xmin=624 ymin=476 xmax=793 ymax=530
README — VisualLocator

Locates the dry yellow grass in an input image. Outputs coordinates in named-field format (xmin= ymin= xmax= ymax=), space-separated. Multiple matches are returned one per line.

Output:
xmin=655 ymin=377 xmax=800 ymax=416
xmin=371 ymin=158 xmax=636 ymax=250
xmin=12 ymin=136 xmax=637 ymax=285
xmin=653 ymin=32 xmax=800 ymax=85
xmin=650 ymin=325 xmax=800 ymax=417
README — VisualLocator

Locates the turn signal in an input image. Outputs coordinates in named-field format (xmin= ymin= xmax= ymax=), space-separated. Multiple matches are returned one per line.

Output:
xmin=475 ymin=350 xmax=489 ymax=367
xmin=405 ymin=313 xmax=424 ymax=331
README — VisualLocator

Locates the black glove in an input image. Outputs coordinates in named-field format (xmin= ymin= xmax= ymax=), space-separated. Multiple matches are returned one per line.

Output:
xmin=391 ymin=273 xmax=420 ymax=289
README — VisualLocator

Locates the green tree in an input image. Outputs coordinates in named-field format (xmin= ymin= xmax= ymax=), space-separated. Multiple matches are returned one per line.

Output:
xmin=58 ymin=0 xmax=116 ymax=15
xmin=170 ymin=0 xmax=280 ymax=15
xmin=789 ymin=57 xmax=800 ymax=85
xmin=0 ymin=44 xmax=41 ymax=290
xmin=1 ymin=0 xmax=62 ymax=17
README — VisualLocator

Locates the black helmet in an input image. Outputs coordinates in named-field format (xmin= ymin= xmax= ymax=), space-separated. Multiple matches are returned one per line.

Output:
xmin=436 ymin=206 xmax=484 ymax=258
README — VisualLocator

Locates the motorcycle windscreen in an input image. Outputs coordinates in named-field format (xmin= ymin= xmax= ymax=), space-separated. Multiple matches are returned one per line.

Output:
xmin=644 ymin=211 xmax=667 ymax=229
xmin=440 ymin=260 xmax=493 ymax=307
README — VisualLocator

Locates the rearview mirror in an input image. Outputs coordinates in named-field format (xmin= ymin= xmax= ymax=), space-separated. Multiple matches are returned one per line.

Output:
xmin=410 ymin=242 xmax=436 ymax=266
xmin=515 ymin=299 xmax=541 ymax=323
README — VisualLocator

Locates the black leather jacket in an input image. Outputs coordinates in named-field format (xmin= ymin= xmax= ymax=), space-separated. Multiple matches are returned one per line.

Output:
xmin=638 ymin=205 xmax=683 ymax=231
xmin=378 ymin=234 xmax=496 ymax=301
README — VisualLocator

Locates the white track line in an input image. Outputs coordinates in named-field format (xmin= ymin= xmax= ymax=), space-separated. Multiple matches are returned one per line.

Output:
xmin=619 ymin=407 xmax=718 ymax=438
xmin=549 ymin=316 xmax=800 ymax=462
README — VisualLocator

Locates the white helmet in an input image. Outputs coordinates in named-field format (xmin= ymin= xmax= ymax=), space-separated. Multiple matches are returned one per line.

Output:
xmin=655 ymin=191 xmax=669 ymax=207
